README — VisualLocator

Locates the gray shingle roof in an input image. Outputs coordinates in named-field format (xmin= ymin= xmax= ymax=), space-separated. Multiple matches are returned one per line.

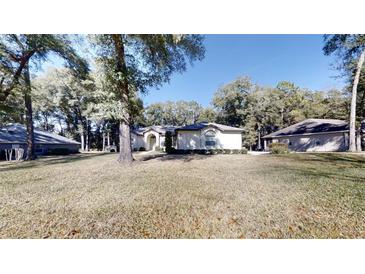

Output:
xmin=262 ymin=119 xmax=349 ymax=138
xmin=176 ymin=122 xmax=244 ymax=132
xmin=0 ymin=124 xmax=80 ymax=145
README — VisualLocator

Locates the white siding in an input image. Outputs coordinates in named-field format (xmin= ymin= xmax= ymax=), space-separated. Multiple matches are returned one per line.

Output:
xmin=177 ymin=128 xmax=242 ymax=150
xmin=177 ymin=131 xmax=202 ymax=149
xmin=213 ymin=131 xmax=242 ymax=149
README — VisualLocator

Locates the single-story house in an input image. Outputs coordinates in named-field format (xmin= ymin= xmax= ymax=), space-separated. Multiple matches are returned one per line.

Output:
xmin=262 ymin=119 xmax=352 ymax=152
xmin=131 ymin=125 xmax=178 ymax=151
xmin=0 ymin=123 xmax=80 ymax=159
xmin=131 ymin=122 xmax=243 ymax=151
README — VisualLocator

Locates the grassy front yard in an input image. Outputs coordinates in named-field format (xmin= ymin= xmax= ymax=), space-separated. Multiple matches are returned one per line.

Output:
xmin=0 ymin=152 xmax=364 ymax=238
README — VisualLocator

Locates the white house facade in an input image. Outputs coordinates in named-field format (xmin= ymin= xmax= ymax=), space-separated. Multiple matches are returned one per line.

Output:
xmin=176 ymin=123 xmax=243 ymax=150
xmin=131 ymin=123 xmax=243 ymax=151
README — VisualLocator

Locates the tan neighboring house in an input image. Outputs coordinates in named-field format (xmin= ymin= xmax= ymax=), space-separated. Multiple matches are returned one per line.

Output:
xmin=262 ymin=119 xmax=353 ymax=152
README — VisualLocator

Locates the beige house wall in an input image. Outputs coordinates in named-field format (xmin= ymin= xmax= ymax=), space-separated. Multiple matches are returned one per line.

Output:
xmin=270 ymin=132 xmax=349 ymax=152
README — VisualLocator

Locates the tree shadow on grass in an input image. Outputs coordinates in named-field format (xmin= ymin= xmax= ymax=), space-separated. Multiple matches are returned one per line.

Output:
xmin=153 ymin=153 xmax=214 ymax=163
xmin=0 ymin=153 xmax=110 ymax=173
xmin=278 ymin=153 xmax=365 ymax=184
xmin=285 ymin=165 xmax=365 ymax=184
xmin=284 ymin=153 xmax=365 ymax=169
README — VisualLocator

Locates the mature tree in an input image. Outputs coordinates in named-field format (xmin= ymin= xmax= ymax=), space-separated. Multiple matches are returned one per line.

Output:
xmin=212 ymin=76 xmax=349 ymax=150
xmin=323 ymin=34 xmax=365 ymax=151
xmin=33 ymin=67 xmax=95 ymax=150
xmin=145 ymin=100 xmax=203 ymax=126
xmin=0 ymin=35 xmax=88 ymax=160
xmin=91 ymin=34 xmax=205 ymax=163
xmin=213 ymin=76 xmax=254 ymax=127
xmin=196 ymin=107 xmax=217 ymax=123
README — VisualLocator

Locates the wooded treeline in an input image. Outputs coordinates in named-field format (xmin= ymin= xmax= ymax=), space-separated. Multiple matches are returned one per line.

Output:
xmin=1 ymin=34 xmax=365 ymax=160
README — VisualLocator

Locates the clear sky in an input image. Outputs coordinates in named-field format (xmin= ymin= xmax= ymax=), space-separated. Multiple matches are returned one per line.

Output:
xmin=143 ymin=34 xmax=345 ymax=107
xmin=41 ymin=35 xmax=345 ymax=108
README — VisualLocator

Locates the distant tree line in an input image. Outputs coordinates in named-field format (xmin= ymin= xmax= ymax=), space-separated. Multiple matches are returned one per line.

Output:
xmin=144 ymin=76 xmax=350 ymax=150
xmin=1 ymin=34 xmax=365 ymax=158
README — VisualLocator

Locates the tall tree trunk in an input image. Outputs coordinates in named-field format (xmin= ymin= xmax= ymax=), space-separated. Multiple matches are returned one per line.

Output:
xmin=107 ymin=132 xmax=110 ymax=147
xmin=102 ymin=133 xmax=106 ymax=151
xmin=24 ymin=65 xmax=36 ymax=161
xmin=257 ymin=127 xmax=262 ymax=150
xmin=85 ymin=121 xmax=89 ymax=151
xmin=85 ymin=133 xmax=89 ymax=151
xmin=80 ymin=126 xmax=85 ymax=151
xmin=349 ymin=50 xmax=365 ymax=152
xmin=111 ymin=34 xmax=133 ymax=163
xmin=118 ymin=121 xmax=133 ymax=162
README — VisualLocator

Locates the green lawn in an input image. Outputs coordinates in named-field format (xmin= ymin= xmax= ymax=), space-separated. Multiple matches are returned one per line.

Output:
xmin=0 ymin=152 xmax=364 ymax=238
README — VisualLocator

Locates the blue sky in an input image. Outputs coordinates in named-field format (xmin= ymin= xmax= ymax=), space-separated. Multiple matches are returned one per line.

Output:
xmin=144 ymin=34 xmax=345 ymax=107
xmin=42 ymin=35 xmax=345 ymax=108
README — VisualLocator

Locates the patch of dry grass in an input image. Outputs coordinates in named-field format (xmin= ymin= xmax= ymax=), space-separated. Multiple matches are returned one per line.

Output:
xmin=0 ymin=152 xmax=364 ymax=238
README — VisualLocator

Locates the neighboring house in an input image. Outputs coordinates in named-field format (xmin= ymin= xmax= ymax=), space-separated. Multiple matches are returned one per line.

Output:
xmin=262 ymin=119 xmax=353 ymax=152
xmin=131 ymin=122 xmax=243 ymax=151
xmin=0 ymin=123 xmax=80 ymax=159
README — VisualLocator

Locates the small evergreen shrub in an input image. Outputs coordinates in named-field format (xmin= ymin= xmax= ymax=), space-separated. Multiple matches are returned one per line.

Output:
xmin=240 ymin=148 xmax=248 ymax=154
xmin=47 ymin=148 xmax=71 ymax=155
xmin=232 ymin=149 xmax=240 ymax=154
xmin=165 ymin=131 xmax=173 ymax=154
xmin=139 ymin=147 xmax=146 ymax=151
xmin=224 ymin=149 xmax=231 ymax=154
xmin=268 ymin=142 xmax=289 ymax=154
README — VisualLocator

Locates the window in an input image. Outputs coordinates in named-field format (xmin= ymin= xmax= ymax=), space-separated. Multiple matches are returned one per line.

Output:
xmin=205 ymin=140 xmax=216 ymax=146
xmin=205 ymin=130 xmax=216 ymax=147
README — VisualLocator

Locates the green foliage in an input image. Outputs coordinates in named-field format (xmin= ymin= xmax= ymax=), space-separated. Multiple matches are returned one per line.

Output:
xmin=138 ymin=147 xmax=146 ymax=151
xmin=0 ymin=34 xmax=89 ymax=102
xmin=213 ymin=76 xmax=349 ymax=150
xmin=145 ymin=100 xmax=204 ymax=126
xmin=165 ymin=131 xmax=173 ymax=154
xmin=323 ymin=35 xmax=365 ymax=74
xmin=213 ymin=76 xmax=254 ymax=127
xmin=268 ymin=142 xmax=289 ymax=154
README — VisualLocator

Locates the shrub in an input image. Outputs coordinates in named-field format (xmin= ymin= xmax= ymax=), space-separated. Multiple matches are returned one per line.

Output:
xmin=139 ymin=147 xmax=146 ymax=151
xmin=165 ymin=131 xmax=173 ymax=154
xmin=240 ymin=148 xmax=248 ymax=154
xmin=223 ymin=149 xmax=231 ymax=154
xmin=232 ymin=149 xmax=240 ymax=154
xmin=268 ymin=142 xmax=289 ymax=154
xmin=47 ymin=148 xmax=71 ymax=155
xmin=154 ymin=146 xmax=163 ymax=152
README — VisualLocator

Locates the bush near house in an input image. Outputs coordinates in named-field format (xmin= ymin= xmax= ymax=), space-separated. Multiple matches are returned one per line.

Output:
xmin=138 ymin=147 xmax=146 ymax=151
xmin=165 ymin=131 xmax=173 ymax=154
xmin=268 ymin=142 xmax=289 ymax=154
xmin=171 ymin=149 xmax=247 ymax=155
xmin=47 ymin=148 xmax=73 ymax=155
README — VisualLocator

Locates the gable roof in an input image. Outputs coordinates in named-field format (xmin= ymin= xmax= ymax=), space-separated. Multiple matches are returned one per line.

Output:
xmin=0 ymin=124 xmax=80 ymax=145
xmin=176 ymin=122 xmax=244 ymax=132
xmin=132 ymin=125 xmax=178 ymax=136
xmin=262 ymin=119 xmax=349 ymax=138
